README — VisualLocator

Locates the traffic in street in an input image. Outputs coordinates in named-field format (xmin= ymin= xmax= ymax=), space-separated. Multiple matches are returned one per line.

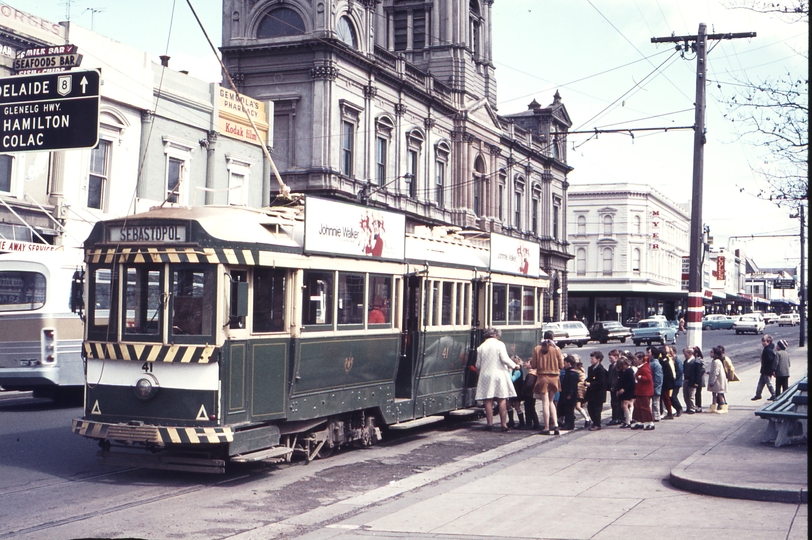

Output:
xmin=0 ymin=324 xmax=802 ymax=540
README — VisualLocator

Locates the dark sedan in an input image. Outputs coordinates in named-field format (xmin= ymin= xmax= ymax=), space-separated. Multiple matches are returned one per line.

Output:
xmin=589 ymin=321 xmax=632 ymax=344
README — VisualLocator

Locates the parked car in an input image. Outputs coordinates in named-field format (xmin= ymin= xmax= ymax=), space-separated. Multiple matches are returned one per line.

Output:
xmin=589 ymin=321 xmax=632 ymax=344
xmin=631 ymin=319 xmax=677 ymax=346
xmin=777 ymin=313 xmax=800 ymax=327
xmin=702 ymin=314 xmax=735 ymax=330
xmin=732 ymin=315 xmax=766 ymax=335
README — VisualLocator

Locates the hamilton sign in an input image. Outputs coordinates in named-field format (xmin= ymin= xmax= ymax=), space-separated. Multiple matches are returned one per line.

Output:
xmin=0 ymin=69 xmax=99 ymax=152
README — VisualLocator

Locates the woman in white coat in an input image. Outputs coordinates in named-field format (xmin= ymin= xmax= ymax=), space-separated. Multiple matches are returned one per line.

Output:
xmin=475 ymin=328 xmax=520 ymax=432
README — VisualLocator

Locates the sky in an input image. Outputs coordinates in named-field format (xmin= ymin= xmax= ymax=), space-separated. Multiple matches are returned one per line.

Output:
xmin=15 ymin=0 xmax=808 ymax=270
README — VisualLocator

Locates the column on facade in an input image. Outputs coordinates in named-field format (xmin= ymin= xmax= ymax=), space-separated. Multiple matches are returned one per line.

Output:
xmin=484 ymin=0 xmax=493 ymax=62
xmin=444 ymin=0 xmax=453 ymax=47
xmin=431 ymin=3 xmax=439 ymax=46
xmin=48 ymin=151 xmax=65 ymax=208
xmin=204 ymin=130 xmax=217 ymax=205
xmin=137 ymin=110 xmax=154 ymax=199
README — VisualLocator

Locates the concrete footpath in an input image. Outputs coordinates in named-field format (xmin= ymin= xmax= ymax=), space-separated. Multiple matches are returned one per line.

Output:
xmin=232 ymin=350 xmax=807 ymax=540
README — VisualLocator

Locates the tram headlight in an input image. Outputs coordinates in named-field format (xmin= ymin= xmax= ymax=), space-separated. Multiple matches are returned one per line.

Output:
xmin=134 ymin=374 xmax=159 ymax=401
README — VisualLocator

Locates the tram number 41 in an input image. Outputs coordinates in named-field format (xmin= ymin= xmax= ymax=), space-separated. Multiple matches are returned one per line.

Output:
xmin=142 ymin=362 xmax=154 ymax=373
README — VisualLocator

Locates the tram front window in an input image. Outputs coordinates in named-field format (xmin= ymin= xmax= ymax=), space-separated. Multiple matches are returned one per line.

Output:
xmin=171 ymin=268 xmax=214 ymax=336
xmin=123 ymin=266 xmax=162 ymax=337
xmin=88 ymin=267 xmax=113 ymax=336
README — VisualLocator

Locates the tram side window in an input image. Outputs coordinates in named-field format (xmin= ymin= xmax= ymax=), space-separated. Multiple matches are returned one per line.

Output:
xmin=123 ymin=266 xmax=163 ymax=337
xmin=0 ymin=271 xmax=46 ymax=311
xmin=229 ymin=270 xmax=247 ymax=330
xmin=338 ymin=272 xmax=364 ymax=325
xmin=456 ymin=283 xmax=470 ymax=326
xmin=523 ymin=287 xmax=535 ymax=324
xmin=368 ymin=274 xmax=391 ymax=326
xmin=491 ymin=284 xmax=506 ymax=325
xmin=302 ymin=271 xmax=333 ymax=326
xmin=508 ymin=285 xmax=522 ymax=324
xmin=253 ymin=267 xmax=286 ymax=333
xmin=171 ymin=268 xmax=215 ymax=336
xmin=441 ymin=282 xmax=453 ymax=325
xmin=88 ymin=267 xmax=112 ymax=335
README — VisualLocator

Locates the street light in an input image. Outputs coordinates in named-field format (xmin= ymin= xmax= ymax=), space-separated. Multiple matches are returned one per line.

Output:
xmin=789 ymin=206 xmax=806 ymax=347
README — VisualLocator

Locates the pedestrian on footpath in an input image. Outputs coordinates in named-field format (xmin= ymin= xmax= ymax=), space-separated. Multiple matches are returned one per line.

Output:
xmin=707 ymin=346 xmax=729 ymax=413
xmin=574 ymin=359 xmax=591 ymax=428
xmin=585 ymin=351 xmax=608 ymax=431
xmin=692 ymin=346 xmax=705 ymax=412
xmin=507 ymin=359 xmax=525 ymax=429
xmin=606 ymin=349 xmax=623 ymax=426
xmin=632 ymin=353 xmax=655 ymax=430
xmin=648 ymin=347 xmax=663 ymax=421
xmin=752 ymin=334 xmax=777 ymax=401
xmin=530 ymin=330 xmax=564 ymax=435
xmin=682 ymin=347 xmax=699 ymax=414
xmin=559 ymin=356 xmax=580 ymax=431
xmin=774 ymin=340 xmax=791 ymax=396
xmin=521 ymin=362 xmax=540 ymax=430
xmin=669 ymin=345 xmax=684 ymax=416
xmin=475 ymin=328 xmax=520 ymax=432
xmin=658 ymin=347 xmax=676 ymax=419
xmin=616 ymin=357 xmax=636 ymax=428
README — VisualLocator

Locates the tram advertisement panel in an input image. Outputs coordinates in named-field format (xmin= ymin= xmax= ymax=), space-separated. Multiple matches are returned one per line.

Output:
xmin=489 ymin=233 xmax=540 ymax=277
xmin=304 ymin=197 xmax=405 ymax=261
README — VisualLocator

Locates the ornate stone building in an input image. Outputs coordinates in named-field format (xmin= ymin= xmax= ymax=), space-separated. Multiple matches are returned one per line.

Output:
xmin=221 ymin=0 xmax=572 ymax=320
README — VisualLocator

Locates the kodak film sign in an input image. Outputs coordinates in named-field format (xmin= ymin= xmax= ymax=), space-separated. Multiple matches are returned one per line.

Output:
xmin=217 ymin=86 xmax=270 ymax=146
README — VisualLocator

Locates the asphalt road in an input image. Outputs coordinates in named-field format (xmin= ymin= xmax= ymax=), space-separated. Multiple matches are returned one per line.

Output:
xmin=0 ymin=324 xmax=802 ymax=540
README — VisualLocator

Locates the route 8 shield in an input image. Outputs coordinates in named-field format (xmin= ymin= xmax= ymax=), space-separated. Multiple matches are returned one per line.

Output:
xmin=57 ymin=74 xmax=72 ymax=96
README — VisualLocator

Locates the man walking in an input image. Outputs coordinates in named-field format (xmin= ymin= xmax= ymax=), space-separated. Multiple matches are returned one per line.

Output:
xmin=752 ymin=334 xmax=777 ymax=401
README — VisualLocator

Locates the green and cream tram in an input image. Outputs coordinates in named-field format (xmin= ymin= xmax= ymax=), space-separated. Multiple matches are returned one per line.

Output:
xmin=71 ymin=197 xmax=548 ymax=472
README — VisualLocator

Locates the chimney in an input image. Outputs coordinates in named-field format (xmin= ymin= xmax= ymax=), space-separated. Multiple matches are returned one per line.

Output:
xmin=159 ymin=55 xmax=170 ymax=67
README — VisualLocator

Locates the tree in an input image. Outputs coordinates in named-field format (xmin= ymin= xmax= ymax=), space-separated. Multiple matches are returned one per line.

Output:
xmin=721 ymin=1 xmax=808 ymax=206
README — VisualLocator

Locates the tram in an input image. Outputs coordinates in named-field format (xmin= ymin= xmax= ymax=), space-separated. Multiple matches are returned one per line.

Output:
xmin=0 ymin=249 xmax=84 ymax=401
xmin=71 ymin=197 xmax=548 ymax=472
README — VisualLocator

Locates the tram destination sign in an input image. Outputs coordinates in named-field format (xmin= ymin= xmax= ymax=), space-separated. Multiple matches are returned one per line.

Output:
xmin=0 ymin=69 xmax=99 ymax=152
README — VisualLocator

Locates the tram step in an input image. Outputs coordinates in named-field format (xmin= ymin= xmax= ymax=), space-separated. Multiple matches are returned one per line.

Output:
xmin=389 ymin=415 xmax=445 ymax=430
xmin=447 ymin=408 xmax=480 ymax=417
xmin=231 ymin=446 xmax=294 ymax=463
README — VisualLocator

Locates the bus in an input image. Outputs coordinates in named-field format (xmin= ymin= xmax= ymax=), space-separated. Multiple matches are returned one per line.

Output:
xmin=71 ymin=198 xmax=549 ymax=472
xmin=0 ymin=249 xmax=84 ymax=402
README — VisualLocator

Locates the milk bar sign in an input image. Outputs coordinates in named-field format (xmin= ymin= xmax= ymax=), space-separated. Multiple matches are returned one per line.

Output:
xmin=14 ymin=45 xmax=82 ymax=74
xmin=0 ymin=69 xmax=99 ymax=152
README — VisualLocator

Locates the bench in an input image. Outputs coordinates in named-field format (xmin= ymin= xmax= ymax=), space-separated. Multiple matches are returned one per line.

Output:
xmin=755 ymin=376 xmax=808 ymax=447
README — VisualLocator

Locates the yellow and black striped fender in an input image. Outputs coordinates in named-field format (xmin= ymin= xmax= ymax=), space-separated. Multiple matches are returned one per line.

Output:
xmin=84 ymin=342 xmax=217 ymax=363
xmin=87 ymin=246 xmax=258 ymax=265
xmin=72 ymin=419 xmax=233 ymax=444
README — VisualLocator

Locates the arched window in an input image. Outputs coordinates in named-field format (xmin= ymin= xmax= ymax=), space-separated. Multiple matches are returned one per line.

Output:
xmin=576 ymin=248 xmax=586 ymax=276
xmin=602 ymin=248 xmax=613 ymax=275
xmin=633 ymin=248 xmax=641 ymax=273
xmin=531 ymin=186 xmax=541 ymax=234
xmin=603 ymin=214 xmax=613 ymax=236
xmin=633 ymin=214 xmax=641 ymax=234
xmin=406 ymin=129 xmax=424 ymax=199
xmin=577 ymin=215 xmax=586 ymax=235
xmin=257 ymin=7 xmax=305 ymax=39
xmin=469 ymin=0 xmax=481 ymax=57
xmin=473 ymin=156 xmax=486 ymax=217
xmin=514 ymin=176 xmax=525 ymax=229
xmin=336 ymin=16 xmax=357 ymax=49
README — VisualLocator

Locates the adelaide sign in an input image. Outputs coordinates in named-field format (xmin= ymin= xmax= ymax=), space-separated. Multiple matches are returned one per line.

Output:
xmin=0 ymin=69 xmax=99 ymax=152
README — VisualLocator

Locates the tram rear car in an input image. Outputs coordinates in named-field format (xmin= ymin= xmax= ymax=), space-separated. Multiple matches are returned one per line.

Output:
xmin=71 ymin=199 xmax=547 ymax=472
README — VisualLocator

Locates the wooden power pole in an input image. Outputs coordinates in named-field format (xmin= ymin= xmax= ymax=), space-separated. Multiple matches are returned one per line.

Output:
xmin=651 ymin=25 xmax=755 ymax=352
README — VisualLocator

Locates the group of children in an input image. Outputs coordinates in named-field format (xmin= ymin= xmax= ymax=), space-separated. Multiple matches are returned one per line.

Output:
xmin=504 ymin=343 xmax=742 ymax=432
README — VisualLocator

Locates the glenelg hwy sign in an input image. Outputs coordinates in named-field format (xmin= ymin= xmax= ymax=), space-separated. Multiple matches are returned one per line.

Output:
xmin=0 ymin=69 xmax=99 ymax=152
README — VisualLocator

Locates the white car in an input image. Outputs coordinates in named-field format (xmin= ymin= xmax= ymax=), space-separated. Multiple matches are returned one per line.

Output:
xmin=733 ymin=315 xmax=766 ymax=335
xmin=777 ymin=313 xmax=800 ymax=327
xmin=542 ymin=321 xmax=590 ymax=348
xmin=762 ymin=313 xmax=779 ymax=325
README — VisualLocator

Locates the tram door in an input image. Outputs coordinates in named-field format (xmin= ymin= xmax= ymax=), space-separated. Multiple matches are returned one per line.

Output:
xmin=396 ymin=275 xmax=422 ymax=399
xmin=465 ymin=279 xmax=486 ymax=389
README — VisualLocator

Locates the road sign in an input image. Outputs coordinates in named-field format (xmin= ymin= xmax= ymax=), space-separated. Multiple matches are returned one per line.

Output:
xmin=0 ymin=69 xmax=99 ymax=153
xmin=773 ymin=278 xmax=796 ymax=289
xmin=14 ymin=44 xmax=83 ymax=75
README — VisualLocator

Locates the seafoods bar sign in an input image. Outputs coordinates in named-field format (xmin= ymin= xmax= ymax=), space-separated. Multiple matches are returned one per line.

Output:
xmin=304 ymin=197 xmax=405 ymax=261
xmin=489 ymin=233 xmax=540 ymax=278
